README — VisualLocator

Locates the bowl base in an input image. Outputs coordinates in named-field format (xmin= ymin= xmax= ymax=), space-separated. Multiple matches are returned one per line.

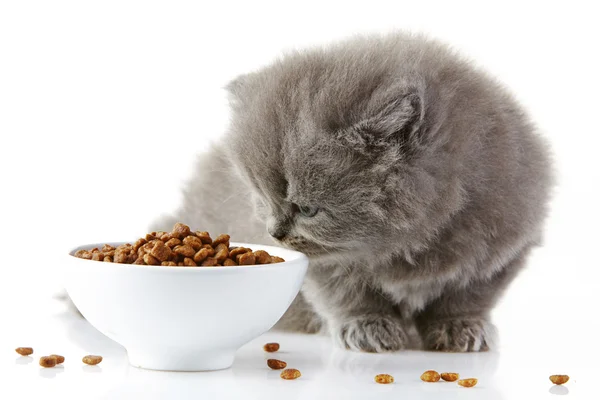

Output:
xmin=127 ymin=348 xmax=235 ymax=371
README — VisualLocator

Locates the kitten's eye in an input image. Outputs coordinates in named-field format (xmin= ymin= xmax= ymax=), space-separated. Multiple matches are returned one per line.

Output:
xmin=295 ymin=204 xmax=319 ymax=218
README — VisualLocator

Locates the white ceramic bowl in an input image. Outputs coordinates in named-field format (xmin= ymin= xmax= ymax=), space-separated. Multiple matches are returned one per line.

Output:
xmin=64 ymin=242 xmax=308 ymax=371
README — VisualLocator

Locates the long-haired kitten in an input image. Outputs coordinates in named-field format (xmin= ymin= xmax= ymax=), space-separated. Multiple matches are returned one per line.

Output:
xmin=153 ymin=32 xmax=553 ymax=352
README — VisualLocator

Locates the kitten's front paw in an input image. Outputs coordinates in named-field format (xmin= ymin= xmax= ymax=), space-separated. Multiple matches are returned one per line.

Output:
xmin=334 ymin=315 xmax=409 ymax=353
xmin=421 ymin=318 xmax=496 ymax=352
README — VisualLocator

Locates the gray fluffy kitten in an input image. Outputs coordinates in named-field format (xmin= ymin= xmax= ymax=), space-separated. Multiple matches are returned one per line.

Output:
xmin=154 ymin=33 xmax=552 ymax=352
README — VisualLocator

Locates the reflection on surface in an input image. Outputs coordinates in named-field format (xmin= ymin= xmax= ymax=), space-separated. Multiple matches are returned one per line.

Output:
xmin=15 ymin=356 xmax=34 ymax=365
xmin=38 ymin=366 xmax=65 ymax=379
xmin=549 ymin=385 xmax=569 ymax=395
xmin=82 ymin=365 xmax=103 ymax=373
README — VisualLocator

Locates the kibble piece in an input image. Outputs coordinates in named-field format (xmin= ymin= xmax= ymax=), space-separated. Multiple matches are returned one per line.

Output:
xmin=201 ymin=257 xmax=218 ymax=267
xmin=143 ymin=253 xmax=160 ymax=266
xmin=74 ymin=250 xmax=92 ymax=260
xmin=549 ymin=375 xmax=569 ymax=385
xmin=271 ymin=256 xmax=285 ymax=263
xmin=161 ymin=261 xmax=177 ymax=266
xmin=263 ymin=343 xmax=280 ymax=352
xmin=267 ymin=359 xmax=287 ymax=370
xmin=82 ymin=355 xmax=103 ymax=365
xmin=165 ymin=238 xmax=182 ymax=248
xmin=457 ymin=378 xmax=478 ymax=388
xmin=421 ymin=370 xmax=441 ymax=382
xmin=183 ymin=236 xmax=203 ymax=251
xmin=192 ymin=248 xmax=209 ymax=263
xmin=91 ymin=252 xmax=104 ymax=261
xmin=228 ymin=247 xmax=250 ymax=258
xmin=173 ymin=244 xmax=196 ymax=258
xmin=183 ymin=257 xmax=197 ymax=266
xmin=132 ymin=238 xmax=147 ymax=252
xmin=374 ymin=374 xmax=394 ymax=384
xmin=237 ymin=252 xmax=256 ymax=265
xmin=253 ymin=250 xmax=272 ymax=264
xmin=441 ymin=372 xmax=459 ymax=382
xmin=15 ymin=347 xmax=33 ymax=356
xmin=172 ymin=222 xmax=191 ymax=239
xmin=201 ymin=244 xmax=216 ymax=257
xmin=223 ymin=258 xmax=237 ymax=266
xmin=39 ymin=356 xmax=57 ymax=368
xmin=159 ymin=233 xmax=172 ymax=242
xmin=133 ymin=257 xmax=145 ymax=265
xmin=101 ymin=244 xmax=116 ymax=252
xmin=195 ymin=231 xmax=212 ymax=244
xmin=103 ymin=256 xmax=113 ymax=262
xmin=150 ymin=241 xmax=172 ymax=262
xmin=50 ymin=355 xmax=65 ymax=364
xmin=214 ymin=245 xmax=229 ymax=263
xmin=212 ymin=234 xmax=230 ymax=248
xmin=280 ymin=369 xmax=301 ymax=380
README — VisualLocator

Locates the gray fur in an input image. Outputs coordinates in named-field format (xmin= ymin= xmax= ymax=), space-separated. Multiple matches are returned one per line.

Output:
xmin=153 ymin=32 xmax=553 ymax=352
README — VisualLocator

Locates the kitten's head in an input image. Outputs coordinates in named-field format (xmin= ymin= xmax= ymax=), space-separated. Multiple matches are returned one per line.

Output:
xmin=224 ymin=36 xmax=466 ymax=258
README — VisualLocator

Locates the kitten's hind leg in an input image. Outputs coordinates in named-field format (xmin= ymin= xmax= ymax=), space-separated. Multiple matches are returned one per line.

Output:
xmin=414 ymin=249 xmax=530 ymax=352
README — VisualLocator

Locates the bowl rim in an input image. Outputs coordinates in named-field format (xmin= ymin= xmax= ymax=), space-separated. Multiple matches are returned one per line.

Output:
xmin=68 ymin=241 xmax=308 ymax=272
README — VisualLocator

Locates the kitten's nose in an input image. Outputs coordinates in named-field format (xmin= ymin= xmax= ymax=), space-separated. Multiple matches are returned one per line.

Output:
xmin=269 ymin=229 xmax=287 ymax=240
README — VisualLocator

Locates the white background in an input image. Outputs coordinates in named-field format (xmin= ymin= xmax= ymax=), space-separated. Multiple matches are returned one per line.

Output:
xmin=1 ymin=0 xmax=599 ymax=399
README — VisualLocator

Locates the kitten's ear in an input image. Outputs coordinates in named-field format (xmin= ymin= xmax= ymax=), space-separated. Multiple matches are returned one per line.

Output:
xmin=340 ymin=91 xmax=425 ymax=155
xmin=224 ymin=73 xmax=253 ymax=105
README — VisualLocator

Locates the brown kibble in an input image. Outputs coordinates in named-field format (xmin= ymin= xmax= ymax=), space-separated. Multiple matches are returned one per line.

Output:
xmin=267 ymin=359 xmax=287 ymax=370
xmin=441 ymin=372 xmax=460 ymax=382
xmin=15 ymin=347 xmax=33 ymax=356
xmin=74 ymin=250 xmax=92 ymax=260
xmin=101 ymin=244 xmax=115 ymax=252
xmin=183 ymin=257 xmax=197 ymax=266
xmin=201 ymin=244 xmax=216 ymax=257
xmin=150 ymin=241 xmax=172 ymax=262
xmin=212 ymin=234 xmax=230 ymax=248
xmin=50 ymin=355 xmax=65 ymax=364
xmin=132 ymin=238 xmax=147 ymax=252
xmin=159 ymin=233 xmax=172 ymax=242
xmin=172 ymin=222 xmax=191 ymax=239
xmin=223 ymin=258 xmax=237 ymax=266
xmin=193 ymin=248 xmax=209 ymax=263
xmin=91 ymin=252 xmax=104 ymax=261
xmin=421 ymin=370 xmax=441 ymax=382
xmin=229 ymin=247 xmax=251 ymax=258
xmin=374 ymin=374 xmax=394 ymax=384
xmin=457 ymin=378 xmax=478 ymax=388
xmin=280 ymin=368 xmax=301 ymax=380
xmin=142 ymin=253 xmax=159 ymax=265
xmin=549 ymin=375 xmax=569 ymax=385
xmin=183 ymin=236 xmax=203 ymax=251
xmin=253 ymin=250 xmax=272 ymax=264
xmin=82 ymin=355 xmax=103 ymax=365
xmin=195 ymin=231 xmax=212 ymax=244
xmin=173 ymin=244 xmax=196 ymax=258
xmin=39 ymin=356 xmax=57 ymax=368
xmin=214 ymin=246 xmax=229 ymax=263
xmin=271 ymin=256 xmax=285 ymax=263
xmin=165 ymin=238 xmax=181 ymax=248
xmin=263 ymin=343 xmax=280 ymax=352
xmin=161 ymin=261 xmax=177 ymax=266
xmin=237 ymin=252 xmax=256 ymax=265
xmin=201 ymin=257 xmax=218 ymax=267
xmin=103 ymin=256 xmax=113 ymax=262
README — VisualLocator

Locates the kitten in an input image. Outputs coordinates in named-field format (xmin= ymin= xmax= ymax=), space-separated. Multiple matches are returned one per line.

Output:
xmin=153 ymin=32 xmax=553 ymax=352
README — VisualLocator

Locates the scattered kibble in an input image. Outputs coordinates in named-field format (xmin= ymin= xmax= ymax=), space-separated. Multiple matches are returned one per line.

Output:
xmin=82 ymin=355 xmax=103 ymax=365
xmin=441 ymin=372 xmax=460 ymax=382
xmin=263 ymin=343 xmax=280 ymax=352
xmin=39 ymin=356 xmax=57 ymax=368
xmin=421 ymin=370 xmax=441 ymax=382
xmin=280 ymin=368 xmax=301 ymax=380
xmin=374 ymin=374 xmax=394 ymax=384
xmin=267 ymin=359 xmax=287 ymax=370
xmin=15 ymin=347 xmax=33 ymax=356
xmin=549 ymin=375 xmax=569 ymax=385
xmin=50 ymin=355 xmax=65 ymax=364
xmin=457 ymin=378 xmax=478 ymax=387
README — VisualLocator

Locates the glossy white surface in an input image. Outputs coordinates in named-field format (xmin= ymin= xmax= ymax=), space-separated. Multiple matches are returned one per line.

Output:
xmin=64 ymin=242 xmax=307 ymax=371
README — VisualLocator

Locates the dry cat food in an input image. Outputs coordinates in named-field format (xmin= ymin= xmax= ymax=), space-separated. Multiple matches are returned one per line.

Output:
xmin=457 ymin=378 xmax=478 ymax=388
xmin=421 ymin=370 xmax=441 ymax=382
xmin=441 ymin=372 xmax=460 ymax=382
xmin=549 ymin=375 xmax=569 ymax=385
xmin=82 ymin=355 xmax=103 ymax=365
xmin=280 ymin=368 xmax=301 ymax=380
xmin=263 ymin=342 xmax=280 ymax=352
xmin=15 ymin=347 xmax=33 ymax=356
xmin=50 ymin=354 xmax=65 ymax=364
xmin=73 ymin=223 xmax=285 ymax=267
xmin=374 ymin=374 xmax=395 ymax=384
xmin=39 ymin=356 xmax=57 ymax=368
xmin=267 ymin=359 xmax=287 ymax=370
